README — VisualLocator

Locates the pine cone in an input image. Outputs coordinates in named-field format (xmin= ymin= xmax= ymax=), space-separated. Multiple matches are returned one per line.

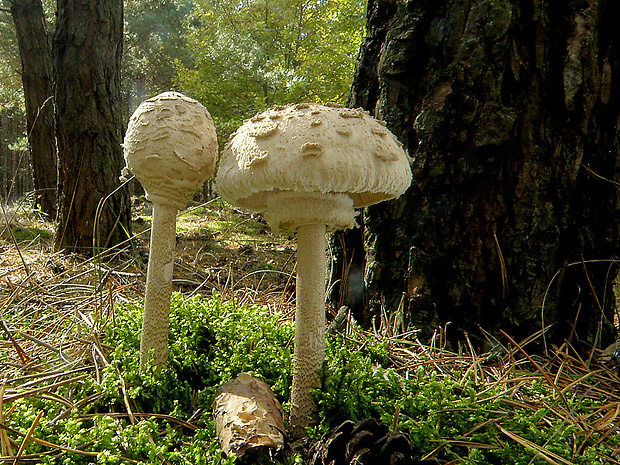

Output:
xmin=309 ymin=418 xmax=438 ymax=465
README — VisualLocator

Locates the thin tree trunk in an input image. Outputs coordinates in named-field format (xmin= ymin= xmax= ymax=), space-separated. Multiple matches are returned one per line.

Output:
xmin=53 ymin=0 xmax=131 ymax=253
xmin=333 ymin=0 xmax=620 ymax=352
xmin=9 ymin=0 xmax=57 ymax=218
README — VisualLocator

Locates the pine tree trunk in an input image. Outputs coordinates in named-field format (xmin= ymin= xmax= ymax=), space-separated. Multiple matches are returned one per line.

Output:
xmin=9 ymin=0 xmax=57 ymax=218
xmin=334 ymin=0 xmax=620 ymax=352
xmin=53 ymin=0 xmax=131 ymax=253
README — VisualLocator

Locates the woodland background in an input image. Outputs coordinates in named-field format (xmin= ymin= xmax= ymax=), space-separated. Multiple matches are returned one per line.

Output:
xmin=2 ymin=0 xmax=620 ymax=353
xmin=0 ymin=0 xmax=364 ymax=201
xmin=0 ymin=0 xmax=364 ymax=206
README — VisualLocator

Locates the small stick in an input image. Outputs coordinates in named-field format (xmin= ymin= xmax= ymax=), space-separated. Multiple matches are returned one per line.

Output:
xmin=0 ymin=381 xmax=14 ymax=457
xmin=12 ymin=410 xmax=43 ymax=465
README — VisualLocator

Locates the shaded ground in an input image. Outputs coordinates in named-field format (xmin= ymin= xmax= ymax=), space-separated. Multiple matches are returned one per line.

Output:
xmin=131 ymin=197 xmax=297 ymax=306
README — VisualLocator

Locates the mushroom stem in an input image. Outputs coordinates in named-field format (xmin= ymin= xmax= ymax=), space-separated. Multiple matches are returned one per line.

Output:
xmin=139 ymin=202 xmax=178 ymax=370
xmin=289 ymin=223 xmax=327 ymax=436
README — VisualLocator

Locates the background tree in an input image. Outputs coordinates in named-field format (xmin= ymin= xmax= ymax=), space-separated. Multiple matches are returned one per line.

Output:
xmin=333 ymin=0 xmax=620 ymax=353
xmin=123 ymin=0 xmax=194 ymax=111
xmin=177 ymin=0 xmax=365 ymax=139
xmin=0 ymin=2 xmax=41 ymax=204
xmin=0 ymin=96 xmax=29 ymax=201
xmin=1 ymin=0 xmax=362 ymax=248
xmin=53 ymin=0 xmax=131 ymax=253
xmin=8 ymin=0 xmax=57 ymax=218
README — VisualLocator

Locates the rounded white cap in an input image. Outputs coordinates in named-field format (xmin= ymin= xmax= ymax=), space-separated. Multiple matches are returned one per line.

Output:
xmin=123 ymin=92 xmax=218 ymax=208
xmin=216 ymin=103 xmax=412 ymax=233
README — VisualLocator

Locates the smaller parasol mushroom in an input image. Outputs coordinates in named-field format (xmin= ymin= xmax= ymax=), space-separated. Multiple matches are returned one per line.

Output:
xmin=216 ymin=102 xmax=412 ymax=437
xmin=122 ymin=91 xmax=218 ymax=370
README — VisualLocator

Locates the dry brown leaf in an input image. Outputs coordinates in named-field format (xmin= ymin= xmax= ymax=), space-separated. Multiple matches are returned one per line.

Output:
xmin=213 ymin=372 xmax=285 ymax=458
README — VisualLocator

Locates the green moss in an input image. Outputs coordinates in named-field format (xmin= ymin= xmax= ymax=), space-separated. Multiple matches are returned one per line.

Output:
xmin=4 ymin=293 xmax=617 ymax=464
xmin=3 ymin=225 xmax=52 ymax=243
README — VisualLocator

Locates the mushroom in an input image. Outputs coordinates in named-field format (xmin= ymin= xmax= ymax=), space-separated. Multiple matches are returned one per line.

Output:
xmin=215 ymin=102 xmax=411 ymax=436
xmin=122 ymin=92 xmax=218 ymax=370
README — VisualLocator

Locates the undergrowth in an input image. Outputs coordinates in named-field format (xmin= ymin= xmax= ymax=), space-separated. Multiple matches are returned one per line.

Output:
xmin=2 ymin=292 xmax=619 ymax=464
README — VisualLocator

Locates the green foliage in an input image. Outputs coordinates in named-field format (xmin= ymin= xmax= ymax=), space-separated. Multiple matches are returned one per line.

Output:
xmin=1 ymin=225 xmax=52 ymax=242
xmin=177 ymin=0 xmax=366 ymax=140
xmin=314 ymin=334 xmax=618 ymax=464
xmin=103 ymin=292 xmax=295 ymax=413
xmin=3 ymin=293 xmax=617 ymax=464
xmin=0 ymin=3 xmax=22 ymax=90
xmin=123 ymin=0 xmax=195 ymax=109
xmin=0 ymin=85 xmax=27 ymax=161
xmin=3 ymin=293 xmax=295 ymax=464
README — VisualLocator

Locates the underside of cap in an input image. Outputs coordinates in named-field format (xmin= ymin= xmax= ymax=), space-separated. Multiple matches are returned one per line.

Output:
xmin=216 ymin=103 xmax=412 ymax=214
xmin=264 ymin=191 xmax=357 ymax=234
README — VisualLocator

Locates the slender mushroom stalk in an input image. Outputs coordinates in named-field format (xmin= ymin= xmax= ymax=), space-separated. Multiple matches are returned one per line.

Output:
xmin=122 ymin=92 xmax=217 ymax=370
xmin=139 ymin=202 xmax=177 ymax=369
xmin=290 ymin=223 xmax=326 ymax=428
xmin=216 ymin=103 xmax=412 ymax=437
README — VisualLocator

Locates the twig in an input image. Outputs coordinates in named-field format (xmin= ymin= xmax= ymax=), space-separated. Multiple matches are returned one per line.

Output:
xmin=0 ymin=320 xmax=29 ymax=365
xmin=0 ymin=201 xmax=30 ymax=276
xmin=0 ymin=421 xmax=98 ymax=458
xmin=2 ymin=374 xmax=89 ymax=402
xmin=501 ymin=330 xmax=572 ymax=414
xmin=498 ymin=426 xmax=576 ymax=465
xmin=0 ymin=381 xmax=13 ymax=458
xmin=13 ymin=411 xmax=43 ymax=465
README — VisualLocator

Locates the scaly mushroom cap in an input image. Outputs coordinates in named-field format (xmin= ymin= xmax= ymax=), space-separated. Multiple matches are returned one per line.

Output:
xmin=123 ymin=92 xmax=218 ymax=208
xmin=216 ymin=103 xmax=412 ymax=233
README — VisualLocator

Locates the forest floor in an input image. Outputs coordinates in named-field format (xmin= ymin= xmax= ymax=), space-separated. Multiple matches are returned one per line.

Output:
xmin=1 ymin=196 xmax=620 ymax=463
xmin=0 ymin=196 xmax=299 ymax=323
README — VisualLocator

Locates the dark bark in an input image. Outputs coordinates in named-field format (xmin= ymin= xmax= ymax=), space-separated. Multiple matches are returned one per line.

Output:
xmin=9 ymin=0 xmax=57 ymax=218
xmin=333 ymin=0 xmax=620 ymax=352
xmin=53 ymin=0 xmax=131 ymax=254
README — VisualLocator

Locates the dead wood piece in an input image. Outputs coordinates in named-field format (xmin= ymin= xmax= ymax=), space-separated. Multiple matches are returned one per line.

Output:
xmin=213 ymin=373 xmax=285 ymax=459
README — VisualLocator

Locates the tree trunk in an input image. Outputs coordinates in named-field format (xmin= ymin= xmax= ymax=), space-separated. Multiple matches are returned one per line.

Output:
xmin=333 ymin=0 xmax=620 ymax=353
xmin=53 ymin=0 xmax=131 ymax=253
xmin=9 ymin=0 xmax=57 ymax=218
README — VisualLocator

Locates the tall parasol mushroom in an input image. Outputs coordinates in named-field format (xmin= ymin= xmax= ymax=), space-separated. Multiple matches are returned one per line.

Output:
xmin=122 ymin=92 xmax=218 ymax=370
xmin=216 ymin=102 xmax=412 ymax=436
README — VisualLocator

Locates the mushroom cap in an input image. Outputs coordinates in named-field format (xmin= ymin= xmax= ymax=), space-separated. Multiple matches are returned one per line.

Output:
xmin=216 ymin=103 xmax=412 ymax=232
xmin=123 ymin=92 xmax=218 ymax=208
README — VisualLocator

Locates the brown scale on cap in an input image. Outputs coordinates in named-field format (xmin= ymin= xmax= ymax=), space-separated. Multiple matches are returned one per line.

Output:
xmin=301 ymin=142 xmax=323 ymax=157
xmin=248 ymin=121 xmax=279 ymax=139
